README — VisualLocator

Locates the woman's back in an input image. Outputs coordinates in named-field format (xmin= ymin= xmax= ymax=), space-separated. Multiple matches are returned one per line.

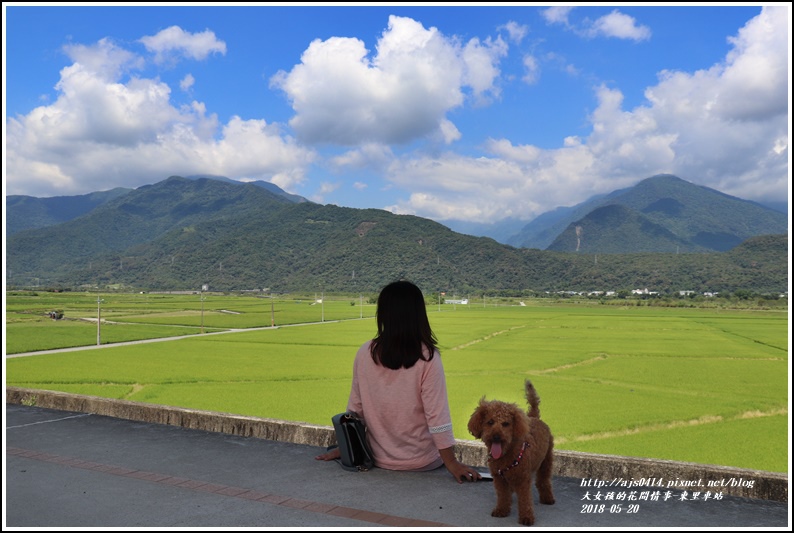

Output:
xmin=348 ymin=340 xmax=453 ymax=470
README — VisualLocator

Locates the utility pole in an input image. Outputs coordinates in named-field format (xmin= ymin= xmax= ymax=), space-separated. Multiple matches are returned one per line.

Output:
xmin=270 ymin=291 xmax=275 ymax=327
xmin=96 ymin=297 xmax=103 ymax=345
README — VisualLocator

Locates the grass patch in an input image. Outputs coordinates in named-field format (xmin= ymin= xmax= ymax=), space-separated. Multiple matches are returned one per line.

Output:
xmin=5 ymin=296 xmax=788 ymax=473
xmin=566 ymin=413 xmax=788 ymax=472
xmin=5 ymin=320 xmax=209 ymax=354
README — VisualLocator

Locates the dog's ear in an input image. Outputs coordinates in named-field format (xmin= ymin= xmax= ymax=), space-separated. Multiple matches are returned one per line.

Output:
xmin=511 ymin=404 xmax=530 ymax=438
xmin=467 ymin=398 xmax=487 ymax=438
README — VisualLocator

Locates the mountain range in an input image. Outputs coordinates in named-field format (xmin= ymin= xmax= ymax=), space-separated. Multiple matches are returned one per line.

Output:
xmin=5 ymin=174 xmax=788 ymax=294
xmin=508 ymin=174 xmax=787 ymax=252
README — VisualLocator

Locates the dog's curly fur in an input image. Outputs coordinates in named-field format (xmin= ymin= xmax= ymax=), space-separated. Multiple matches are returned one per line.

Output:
xmin=467 ymin=379 xmax=555 ymax=526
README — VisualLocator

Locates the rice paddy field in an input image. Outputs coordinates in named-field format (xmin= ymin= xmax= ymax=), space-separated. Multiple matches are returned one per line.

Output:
xmin=4 ymin=291 xmax=790 ymax=473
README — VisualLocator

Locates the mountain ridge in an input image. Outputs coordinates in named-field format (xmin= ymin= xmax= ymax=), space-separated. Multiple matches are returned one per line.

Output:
xmin=5 ymin=175 xmax=309 ymax=237
xmin=6 ymin=187 xmax=133 ymax=236
xmin=8 ymin=174 xmax=786 ymax=254
xmin=5 ymin=176 xmax=788 ymax=295
xmin=508 ymin=174 xmax=787 ymax=252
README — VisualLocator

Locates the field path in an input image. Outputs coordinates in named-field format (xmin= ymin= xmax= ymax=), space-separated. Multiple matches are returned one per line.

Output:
xmin=5 ymin=318 xmax=358 ymax=359
xmin=555 ymin=406 xmax=788 ymax=445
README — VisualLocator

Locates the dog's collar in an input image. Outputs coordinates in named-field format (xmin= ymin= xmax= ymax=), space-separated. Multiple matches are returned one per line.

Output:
xmin=493 ymin=441 xmax=528 ymax=478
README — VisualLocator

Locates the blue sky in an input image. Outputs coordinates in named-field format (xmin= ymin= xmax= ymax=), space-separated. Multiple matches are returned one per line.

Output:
xmin=3 ymin=3 xmax=790 ymax=228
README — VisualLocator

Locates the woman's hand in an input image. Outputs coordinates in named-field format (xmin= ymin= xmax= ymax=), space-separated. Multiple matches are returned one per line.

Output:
xmin=439 ymin=447 xmax=482 ymax=483
xmin=315 ymin=447 xmax=341 ymax=461
xmin=446 ymin=461 xmax=483 ymax=483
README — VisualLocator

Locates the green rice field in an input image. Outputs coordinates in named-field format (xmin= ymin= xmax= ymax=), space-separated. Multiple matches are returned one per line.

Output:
xmin=4 ymin=291 xmax=790 ymax=473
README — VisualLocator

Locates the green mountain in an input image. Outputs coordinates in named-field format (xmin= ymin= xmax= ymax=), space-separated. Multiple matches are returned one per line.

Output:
xmin=539 ymin=234 xmax=787 ymax=296
xmin=509 ymin=174 xmax=787 ymax=252
xmin=6 ymin=187 xmax=132 ymax=236
xmin=6 ymin=176 xmax=297 ymax=283
xmin=547 ymin=204 xmax=698 ymax=253
xmin=183 ymin=174 xmax=310 ymax=204
xmin=5 ymin=175 xmax=309 ymax=236
xmin=5 ymin=176 xmax=788 ymax=295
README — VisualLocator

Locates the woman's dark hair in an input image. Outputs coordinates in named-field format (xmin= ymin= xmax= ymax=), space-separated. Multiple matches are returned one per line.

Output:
xmin=370 ymin=280 xmax=438 ymax=370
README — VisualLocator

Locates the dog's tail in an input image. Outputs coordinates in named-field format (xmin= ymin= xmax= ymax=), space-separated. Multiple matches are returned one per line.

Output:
xmin=525 ymin=379 xmax=541 ymax=419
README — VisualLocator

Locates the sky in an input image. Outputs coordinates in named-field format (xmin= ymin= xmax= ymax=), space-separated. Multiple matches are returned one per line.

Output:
xmin=3 ymin=3 xmax=791 ymax=228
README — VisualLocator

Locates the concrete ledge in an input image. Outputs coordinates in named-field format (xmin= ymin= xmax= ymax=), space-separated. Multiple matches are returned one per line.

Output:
xmin=7 ymin=387 xmax=787 ymax=503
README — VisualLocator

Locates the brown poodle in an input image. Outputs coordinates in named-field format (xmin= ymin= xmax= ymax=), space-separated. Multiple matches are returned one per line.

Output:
xmin=467 ymin=379 xmax=555 ymax=526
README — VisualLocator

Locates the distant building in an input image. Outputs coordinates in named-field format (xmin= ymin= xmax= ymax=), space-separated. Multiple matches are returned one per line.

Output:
xmin=632 ymin=288 xmax=658 ymax=295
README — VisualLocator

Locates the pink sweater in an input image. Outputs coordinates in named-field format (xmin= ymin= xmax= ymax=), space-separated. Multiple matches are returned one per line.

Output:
xmin=347 ymin=340 xmax=456 ymax=471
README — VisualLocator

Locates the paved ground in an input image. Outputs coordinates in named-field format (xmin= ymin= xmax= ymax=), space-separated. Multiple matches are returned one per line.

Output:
xmin=4 ymin=403 xmax=790 ymax=529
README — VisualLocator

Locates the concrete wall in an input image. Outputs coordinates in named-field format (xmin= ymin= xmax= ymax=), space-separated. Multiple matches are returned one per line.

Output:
xmin=7 ymin=387 xmax=787 ymax=503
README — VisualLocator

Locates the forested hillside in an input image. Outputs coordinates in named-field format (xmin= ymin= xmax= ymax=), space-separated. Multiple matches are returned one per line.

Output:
xmin=6 ymin=177 xmax=788 ymax=295
xmin=511 ymin=174 xmax=787 ymax=252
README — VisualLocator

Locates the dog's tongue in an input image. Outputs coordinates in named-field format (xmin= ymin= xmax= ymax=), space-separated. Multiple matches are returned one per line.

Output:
xmin=490 ymin=442 xmax=503 ymax=459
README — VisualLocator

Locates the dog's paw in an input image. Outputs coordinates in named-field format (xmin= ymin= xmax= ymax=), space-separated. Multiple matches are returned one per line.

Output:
xmin=491 ymin=507 xmax=511 ymax=518
xmin=518 ymin=514 xmax=535 ymax=526
xmin=540 ymin=495 xmax=555 ymax=505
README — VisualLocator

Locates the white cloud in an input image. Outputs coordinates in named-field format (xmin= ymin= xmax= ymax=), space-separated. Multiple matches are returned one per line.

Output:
xmin=63 ymin=38 xmax=144 ymax=81
xmin=387 ymin=6 xmax=788 ymax=223
xmin=498 ymin=21 xmax=528 ymax=44
xmin=541 ymin=7 xmax=574 ymax=26
xmin=330 ymin=143 xmax=394 ymax=171
xmin=638 ymin=5 xmax=789 ymax=199
xmin=32 ymin=62 xmax=186 ymax=148
xmin=270 ymin=15 xmax=506 ymax=146
xmin=543 ymin=7 xmax=651 ymax=42
xmin=310 ymin=181 xmax=341 ymax=203
xmin=200 ymin=116 xmax=315 ymax=190
xmin=180 ymin=74 xmax=195 ymax=92
xmin=717 ymin=6 xmax=789 ymax=122
xmin=587 ymin=10 xmax=651 ymax=42
xmin=139 ymin=26 xmax=227 ymax=64
xmin=522 ymin=54 xmax=540 ymax=85
xmin=542 ymin=51 xmax=580 ymax=78
xmin=5 ymin=36 xmax=314 ymax=197
xmin=462 ymin=36 xmax=508 ymax=101
xmin=384 ymin=152 xmax=552 ymax=221
xmin=483 ymin=138 xmax=542 ymax=164
xmin=437 ymin=118 xmax=462 ymax=144
xmin=6 ymin=8 xmax=787 ymax=231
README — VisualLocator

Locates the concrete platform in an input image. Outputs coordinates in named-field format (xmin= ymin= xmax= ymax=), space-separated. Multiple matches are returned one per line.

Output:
xmin=4 ymin=390 xmax=791 ymax=529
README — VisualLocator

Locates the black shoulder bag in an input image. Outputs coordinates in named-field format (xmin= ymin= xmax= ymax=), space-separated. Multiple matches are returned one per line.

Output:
xmin=330 ymin=411 xmax=375 ymax=472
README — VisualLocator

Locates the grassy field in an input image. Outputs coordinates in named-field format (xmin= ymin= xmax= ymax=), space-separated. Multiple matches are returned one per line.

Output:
xmin=4 ymin=292 xmax=789 ymax=473
xmin=4 ymin=291 xmax=375 ymax=353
